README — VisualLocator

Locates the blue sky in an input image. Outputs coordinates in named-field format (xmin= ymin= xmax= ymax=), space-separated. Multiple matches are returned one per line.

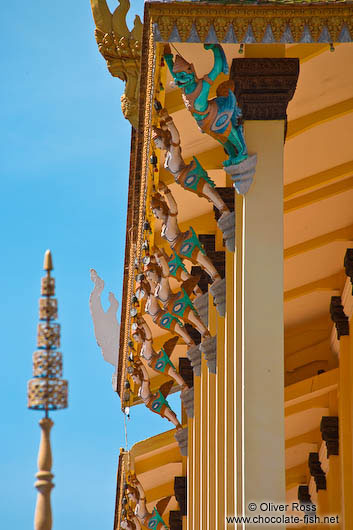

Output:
xmin=0 ymin=1 xmax=180 ymax=528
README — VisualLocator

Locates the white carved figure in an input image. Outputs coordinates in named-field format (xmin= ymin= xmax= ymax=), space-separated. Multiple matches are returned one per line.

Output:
xmin=89 ymin=269 xmax=120 ymax=366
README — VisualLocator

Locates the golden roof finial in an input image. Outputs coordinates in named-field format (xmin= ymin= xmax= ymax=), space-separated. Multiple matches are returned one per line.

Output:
xmin=43 ymin=249 xmax=53 ymax=271
xmin=28 ymin=251 xmax=68 ymax=530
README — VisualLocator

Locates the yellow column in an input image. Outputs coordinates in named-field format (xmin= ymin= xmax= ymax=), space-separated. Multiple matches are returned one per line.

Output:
xmin=193 ymin=373 xmax=201 ymax=529
xmin=326 ymin=392 xmax=341 ymax=526
xmin=235 ymin=193 xmax=244 ymax=523
xmin=216 ymin=311 xmax=226 ymax=529
xmin=317 ymin=488 xmax=330 ymax=529
xmin=241 ymin=120 xmax=286 ymax=523
xmin=339 ymin=334 xmax=353 ymax=528
xmin=327 ymin=457 xmax=341 ymax=526
xmin=226 ymin=250 xmax=235 ymax=519
xmin=230 ymin=49 xmax=298 ymax=528
xmin=201 ymin=355 xmax=208 ymax=529
xmin=187 ymin=414 xmax=193 ymax=530
xmin=208 ymin=296 xmax=217 ymax=530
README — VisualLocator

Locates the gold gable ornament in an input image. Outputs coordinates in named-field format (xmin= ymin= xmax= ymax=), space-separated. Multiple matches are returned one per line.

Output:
xmin=90 ymin=0 xmax=143 ymax=129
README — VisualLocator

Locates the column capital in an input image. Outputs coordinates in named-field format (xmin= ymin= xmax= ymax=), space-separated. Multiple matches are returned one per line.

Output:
xmin=297 ymin=485 xmax=312 ymax=506
xmin=308 ymin=452 xmax=327 ymax=492
xmin=174 ymin=476 xmax=187 ymax=516
xmin=344 ymin=248 xmax=353 ymax=292
xmin=330 ymin=296 xmax=349 ymax=339
xmin=320 ymin=416 xmax=339 ymax=457
xmin=230 ymin=58 xmax=299 ymax=120
xmin=169 ymin=510 xmax=182 ymax=530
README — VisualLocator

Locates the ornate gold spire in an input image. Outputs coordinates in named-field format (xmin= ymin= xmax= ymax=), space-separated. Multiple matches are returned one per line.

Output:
xmin=27 ymin=250 xmax=68 ymax=530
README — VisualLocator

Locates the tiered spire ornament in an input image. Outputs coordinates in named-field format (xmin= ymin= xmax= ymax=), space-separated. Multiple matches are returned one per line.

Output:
xmin=27 ymin=250 xmax=68 ymax=530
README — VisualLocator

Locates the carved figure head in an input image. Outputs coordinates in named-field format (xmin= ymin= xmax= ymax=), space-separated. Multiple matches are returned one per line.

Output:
xmin=125 ymin=483 xmax=139 ymax=504
xmin=143 ymin=257 xmax=162 ymax=288
xmin=127 ymin=363 xmax=144 ymax=387
xmin=152 ymin=126 xmax=171 ymax=151
xmin=151 ymin=193 xmax=169 ymax=220
xmin=135 ymin=274 xmax=151 ymax=301
xmin=172 ymin=54 xmax=197 ymax=88
xmin=131 ymin=322 xmax=145 ymax=343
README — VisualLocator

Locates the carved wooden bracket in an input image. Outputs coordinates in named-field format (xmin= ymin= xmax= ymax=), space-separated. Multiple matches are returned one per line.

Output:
xmin=230 ymin=58 xmax=299 ymax=121
xmin=186 ymin=343 xmax=202 ymax=376
xmin=178 ymin=358 xmax=194 ymax=389
xmin=174 ymin=476 xmax=187 ymax=516
xmin=308 ymin=453 xmax=326 ymax=491
xmin=169 ymin=510 xmax=182 ymax=530
xmin=330 ymin=296 xmax=349 ymax=339
xmin=344 ymin=248 xmax=353 ymax=294
xmin=297 ymin=485 xmax=312 ymax=506
xmin=191 ymin=234 xmax=225 ymax=294
xmin=320 ymin=416 xmax=339 ymax=457
xmin=213 ymin=187 xmax=235 ymax=222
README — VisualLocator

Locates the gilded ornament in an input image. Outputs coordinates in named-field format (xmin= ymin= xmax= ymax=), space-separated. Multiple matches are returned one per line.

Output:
xmin=177 ymin=16 xmax=193 ymax=42
xmin=308 ymin=17 xmax=323 ymax=42
xmin=326 ymin=17 xmax=344 ymax=43
xmin=28 ymin=379 xmax=68 ymax=410
xmin=290 ymin=17 xmax=305 ymax=42
xmin=37 ymin=323 xmax=61 ymax=349
xmin=251 ymin=17 xmax=267 ymax=43
xmin=195 ymin=17 xmax=211 ymax=42
xmin=149 ymin=3 xmax=353 ymax=44
xmin=28 ymin=250 xmax=68 ymax=413
xmin=270 ymin=18 xmax=287 ymax=42
xmin=233 ymin=19 xmax=250 ymax=43
xmin=213 ymin=17 xmax=231 ymax=43
xmin=39 ymin=298 xmax=58 ymax=321
xmin=41 ymin=277 xmax=55 ymax=297
xmin=90 ymin=0 xmax=143 ymax=129
xmin=32 ymin=351 xmax=63 ymax=379
xmin=157 ymin=15 xmax=174 ymax=42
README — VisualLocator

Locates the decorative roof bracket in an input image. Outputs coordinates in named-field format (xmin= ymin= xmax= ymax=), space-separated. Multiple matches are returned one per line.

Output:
xmin=90 ymin=0 xmax=143 ymax=129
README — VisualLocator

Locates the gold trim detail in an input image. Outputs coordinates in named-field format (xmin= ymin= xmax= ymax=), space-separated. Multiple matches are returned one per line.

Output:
xmin=149 ymin=3 xmax=353 ymax=43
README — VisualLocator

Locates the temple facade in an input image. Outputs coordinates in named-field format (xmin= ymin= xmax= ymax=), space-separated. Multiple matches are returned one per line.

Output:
xmin=90 ymin=1 xmax=353 ymax=528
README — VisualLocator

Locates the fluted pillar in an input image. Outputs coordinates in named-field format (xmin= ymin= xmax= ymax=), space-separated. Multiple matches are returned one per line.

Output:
xmin=34 ymin=418 xmax=54 ymax=530
xmin=230 ymin=53 xmax=299 ymax=526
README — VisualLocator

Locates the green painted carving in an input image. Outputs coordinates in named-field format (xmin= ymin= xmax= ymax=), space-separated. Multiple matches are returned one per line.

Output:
xmin=164 ymin=43 xmax=247 ymax=167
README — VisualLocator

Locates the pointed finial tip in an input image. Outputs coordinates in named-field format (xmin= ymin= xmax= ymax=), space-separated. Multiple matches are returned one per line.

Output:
xmin=43 ymin=249 xmax=53 ymax=271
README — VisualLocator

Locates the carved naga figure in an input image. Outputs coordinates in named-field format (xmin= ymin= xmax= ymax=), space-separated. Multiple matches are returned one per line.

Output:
xmin=164 ymin=43 xmax=247 ymax=167
xmin=90 ymin=0 xmax=143 ymax=128
xmin=126 ymin=478 xmax=170 ymax=530
xmin=152 ymin=108 xmax=230 ymax=218
xmin=127 ymin=362 xmax=182 ymax=430
xmin=151 ymin=183 xmax=221 ymax=284
xmin=134 ymin=274 xmax=195 ymax=347
xmin=131 ymin=315 xmax=187 ymax=390
xmin=143 ymin=253 xmax=211 ymax=341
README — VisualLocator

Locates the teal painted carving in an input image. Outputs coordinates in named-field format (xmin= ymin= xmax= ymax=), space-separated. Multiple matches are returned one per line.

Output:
xmin=164 ymin=43 xmax=247 ymax=167
xmin=152 ymin=108 xmax=230 ymax=216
